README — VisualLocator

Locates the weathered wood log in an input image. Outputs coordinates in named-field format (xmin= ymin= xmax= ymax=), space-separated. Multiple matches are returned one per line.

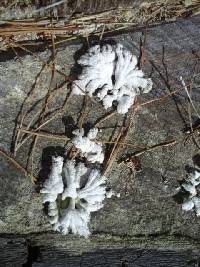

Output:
xmin=0 ymin=234 xmax=200 ymax=266
xmin=31 ymin=247 xmax=199 ymax=267
xmin=0 ymin=236 xmax=27 ymax=267
xmin=1 ymin=14 xmax=200 ymax=266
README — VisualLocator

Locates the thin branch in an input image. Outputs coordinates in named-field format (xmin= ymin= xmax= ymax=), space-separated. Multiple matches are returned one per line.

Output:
xmin=99 ymin=24 xmax=106 ymax=41
xmin=139 ymin=27 xmax=147 ymax=68
xmin=12 ymin=62 xmax=48 ymax=155
xmin=98 ymin=140 xmax=145 ymax=149
xmin=183 ymin=61 xmax=200 ymax=149
xmin=0 ymin=148 xmax=36 ymax=183
xmin=94 ymin=110 xmax=117 ymax=127
xmin=137 ymin=87 xmax=182 ymax=108
xmin=17 ymin=128 xmax=146 ymax=150
xmin=17 ymin=128 xmax=70 ymax=142
xmin=132 ymin=140 xmax=177 ymax=157
xmin=180 ymin=76 xmax=200 ymax=120
xmin=17 ymin=42 xmax=100 ymax=106
xmin=27 ymin=33 xmax=57 ymax=174
xmin=9 ymin=42 xmax=72 ymax=82
xmin=77 ymin=95 xmax=90 ymax=128
xmin=9 ymin=42 xmax=99 ymax=106
xmin=40 ymin=33 xmax=56 ymax=122
xmin=29 ymin=135 xmax=38 ymax=181
xmin=102 ymin=126 xmax=125 ymax=175
xmin=15 ymin=91 xmax=72 ymax=151
xmin=101 ymin=98 xmax=138 ymax=175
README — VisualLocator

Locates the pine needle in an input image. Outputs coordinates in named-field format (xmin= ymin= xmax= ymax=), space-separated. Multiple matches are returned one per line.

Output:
xmin=180 ymin=76 xmax=200 ymax=120
xmin=0 ymin=148 xmax=36 ymax=184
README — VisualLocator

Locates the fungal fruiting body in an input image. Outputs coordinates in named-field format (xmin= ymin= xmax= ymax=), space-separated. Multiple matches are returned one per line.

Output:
xmin=72 ymin=43 xmax=153 ymax=114
xmin=72 ymin=128 xmax=104 ymax=163
xmin=41 ymin=157 xmax=106 ymax=237
xmin=182 ymin=197 xmax=200 ymax=216
xmin=40 ymin=156 xmax=64 ymax=204
xmin=72 ymin=44 xmax=115 ymax=97
xmin=181 ymin=170 xmax=200 ymax=216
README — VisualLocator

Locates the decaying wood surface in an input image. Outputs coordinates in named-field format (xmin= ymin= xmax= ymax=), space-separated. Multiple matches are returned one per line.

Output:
xmin=1 ymin=9 xmax=200 ymax=267
xmin=0 ymin=233 xmax=200 ymax=266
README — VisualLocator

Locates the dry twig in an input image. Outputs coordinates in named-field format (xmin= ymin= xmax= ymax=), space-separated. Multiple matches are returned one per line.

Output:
xmin=139 ymin=27 xmax=147 ymax=68
xmin=17 ymin=128 xmax=145 ymax=149
xmin=16 ymin=91 xmax=72 ymax=152
xmin=94 ymin=110 xmax=117 ymax=128
xmin=131 ymin=139 xmax=177 ymax=157
xmin=17 ymin=128 xmax=69 ymax=141
xmin=77 ymin=95 xmax=91 ymax=129
xmin=102 ymin=126 xmax=125 ymax=175
xmin=0 ymin=148 xmax=36 ymax=184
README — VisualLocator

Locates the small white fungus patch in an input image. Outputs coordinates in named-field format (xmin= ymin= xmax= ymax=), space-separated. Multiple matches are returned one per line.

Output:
xmin=72 ymin=128 xmax=104 ymax=163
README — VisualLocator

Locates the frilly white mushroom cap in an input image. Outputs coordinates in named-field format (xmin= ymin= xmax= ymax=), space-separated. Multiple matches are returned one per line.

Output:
xmin=61 ymin=161 xmax=106 ymax=212
xmin=114 ymin=44 xmax=152 ymax=94
xmin=41 ymin=157 xmax=107 ymax=237
xmin=72 ymin=44 xmax=114 ymax=97
xmin=78 ymin=169 xmax=106 ymax=212
xmin=72 ymin=128 xmax=104 ymax=163
xmin=72 ymin=43 xmax=153 ymax=114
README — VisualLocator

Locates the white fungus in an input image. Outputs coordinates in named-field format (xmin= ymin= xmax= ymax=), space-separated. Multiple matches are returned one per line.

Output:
xmin=72 ymin=128 xmax=104 ymax=163
xmin=62 ymin=160 xmax=87 ymax=199
xmin=72 ymin=43 xmax=152 ymax=114
xmin=77 ymin=169 xmax=106 ymax=212
xmin=182 ymin=170 xmax=200 ymax=197
xmin=40 ymin=156 xmax=64 ymax=203
xmin=48 ymin=201 xmax=59 ymax=225
xmin=54 ymin=198 xmax=90 ymax=237
xmin=72 ymin=44 xmax=115 ymax=97
xmin=182 ymin=197 xmax=200 ymax=216
xmin=106 ymin=189 xmax=121 ymax=199
xmin=41 ymin=158 xmax=107 ymax=237
xmin=181 ymin=170 xmax=200 ymax=216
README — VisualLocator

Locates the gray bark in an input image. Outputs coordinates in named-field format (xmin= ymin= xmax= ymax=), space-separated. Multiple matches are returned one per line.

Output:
xmin=1 ymin=14 xmax=200 ymax=266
